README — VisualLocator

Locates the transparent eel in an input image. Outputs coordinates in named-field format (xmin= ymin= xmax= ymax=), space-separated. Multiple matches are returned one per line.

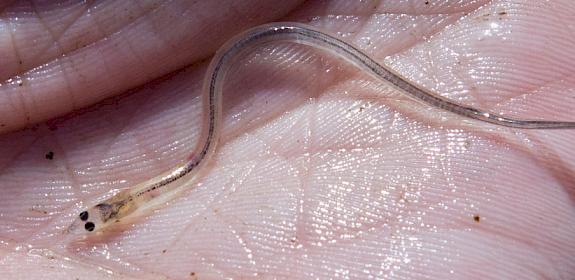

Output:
xmin=66 ymin=22 xmax=575 ymax=236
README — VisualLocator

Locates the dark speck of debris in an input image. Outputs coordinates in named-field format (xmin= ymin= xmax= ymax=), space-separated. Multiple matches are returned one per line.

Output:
xmin=190 ymin=272 xmax=196 ymax=276
xmin=425 ymin=1 xmax=429 ymax=4
xmin=498 ymin=11 xmax=507 ymax=15
xmin=162 ymin=249 xmax=167 ymax=254
xmin=473 ymin=215 xmax=480 ymax=223
xmin=30 ymin=207 xmax=48 ymax=215
xmin=45 ymin=151 xmax=54 ymax=160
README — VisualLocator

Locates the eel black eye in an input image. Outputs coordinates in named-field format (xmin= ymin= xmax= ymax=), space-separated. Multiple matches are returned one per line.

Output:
xmin=84 ymin=222 xmax=95 ymax=232
xmin=79 ymin=211 xmax=89 ymax=221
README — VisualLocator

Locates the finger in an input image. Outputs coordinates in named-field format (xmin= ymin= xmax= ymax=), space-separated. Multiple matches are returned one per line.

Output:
xmin=0 ymin=0 xmax=303 ymax=133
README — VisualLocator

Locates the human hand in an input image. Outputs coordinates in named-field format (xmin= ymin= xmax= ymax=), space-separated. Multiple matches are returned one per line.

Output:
xmin=1 ymin=1 xmax=574 ymax=279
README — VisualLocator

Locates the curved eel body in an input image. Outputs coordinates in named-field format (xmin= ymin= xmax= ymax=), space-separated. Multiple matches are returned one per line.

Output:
xmin=66 ymin=22 xmax=575 ymax=237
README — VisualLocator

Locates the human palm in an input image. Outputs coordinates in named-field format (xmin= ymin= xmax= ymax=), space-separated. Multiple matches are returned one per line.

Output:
xmin=1 ymin=1 xmax=574 ymax=279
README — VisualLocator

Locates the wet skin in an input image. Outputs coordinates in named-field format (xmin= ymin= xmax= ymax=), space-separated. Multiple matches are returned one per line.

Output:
xmin=0 ymin=1 xmax=574 ymax=279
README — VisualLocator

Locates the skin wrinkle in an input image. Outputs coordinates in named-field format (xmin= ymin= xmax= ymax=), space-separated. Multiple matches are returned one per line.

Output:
xmin=52 ymin=136 xmax=85 ymax=205
xmin=28 ymin=6 xmax=93 ymax=76
xmin=220 ymin=52 xmax=332 ymax=142
xmin=401 ymin=37 xmax=574 ymax=111
xmin=0 ymin=1 xmax=305 ymax=133
xmin=314 ymin=12 xmax=465 ymax=16
xmin=86 ymin=115 xmax=131 ymax=187
xmin=380 ymin=21 xmax=489 ymax=107
xmin=527 ymin=134 xmax=575 ymax=202
xmin=28 ymin=0 xmax=91 ymax=64
xmin=464 ymin=182 xmax=572 ymax=270
xmin=0 ymin=6 xmax=22 ymax=81
xmin=143 ymin=1 xmax=194 ymax=53
xmin=297 ymin=117 xmax=314 ymax=248
xmin=9 ymin=36 xmax=91 ymax=127
xmin=0 ymin=134 xmax=38 ymax=179
xmin=163 ymin=157 xmax=261 ymax=252
xmin=1 ymin=0 xmax=165 ymax=81
xmin=55 ymin=53 xmax=83 ymax=115
xmin=1 ymin=1 xmax=575 ymax=278
xmin=300 ymin=216 xmax=396 ymax=257
xmin=11 ymin=86 xmax=31 ymax=129
xmin=216 ymin=210 xmax=258 ymax=271
xmin=226 ymin=1 xmax=252 ymax=24
xmin=118 ymin=19 xmax=152 ymax=83
xmin=35 ymin=0 xmax=87 ymax=114
xmin=495 ymin=73 xmax=575 ymax=108
xmin=134 ymin=116 xmax=182 ymax=179
xmin=4 ymin=14 xmax=23 ymax=74
xmin=467 ymin=216 xmax=557 ymax=262
xmin=241 ymin=108 xmax=317 ymax=246
xmin=50 ymin=68 xmax=201 ymax=196
xmin=223 ymin=95 xmax=312 ymax=145
xmin=299 ymin=189 xmax=394 ymax=248
xmin=59 ymin=55 xmax=79 ymax=111
xmin=351 ymin=14 xmax=465 ymax=57
xmin=90 ymin=35 xmax=117 ymax=101
xmin=68 ymin=71 xmax=568 ymax=248
xmin=104 ymin=87 xmax=160 ymax=152
xmin=197 ymin=195 xmax=273 ymax=275
xmin=310 ymin=90 xmax=575 ymax=202
xmin=424 ymin=44 xmax=445 ymax=101
xmin=293 ymin=14 xmax=477 ymax=82
xmin=298 ymin=0 xmax=490 ymax=16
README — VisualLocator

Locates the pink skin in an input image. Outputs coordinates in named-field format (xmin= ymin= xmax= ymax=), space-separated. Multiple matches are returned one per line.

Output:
xmin=1 ymin=0 xmax=574 ymax=279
